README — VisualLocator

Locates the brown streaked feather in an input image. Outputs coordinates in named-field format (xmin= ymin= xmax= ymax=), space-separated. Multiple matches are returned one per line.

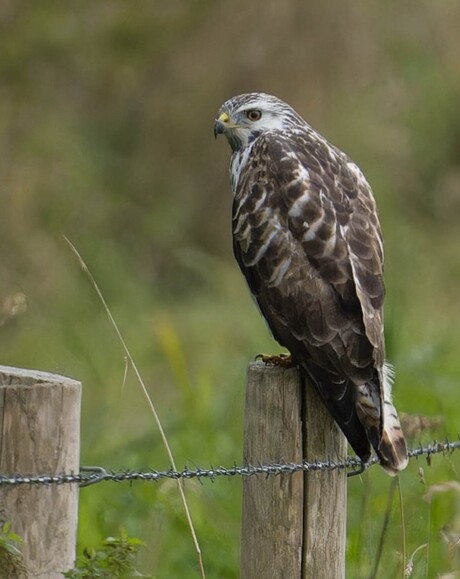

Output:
xmin=233 ymin=133 xmax=381 ymax=374
xmin=231 ymin=137 xmax=373 ymax=460
xmin=232 ymin=132 xmax=388 ymax=464
xmin=220 ymin=93 xmax=408 ymax=473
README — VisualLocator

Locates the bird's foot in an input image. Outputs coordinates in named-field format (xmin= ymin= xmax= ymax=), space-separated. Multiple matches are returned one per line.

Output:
xmin=255 ymin=353 xmax=295 ymax=368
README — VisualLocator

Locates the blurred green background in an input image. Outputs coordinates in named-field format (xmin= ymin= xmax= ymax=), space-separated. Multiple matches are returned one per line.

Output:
xmin=1 ymin=0 xmax=459 ymax=577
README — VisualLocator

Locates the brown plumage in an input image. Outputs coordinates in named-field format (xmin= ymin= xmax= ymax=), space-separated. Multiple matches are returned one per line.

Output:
xmin=215 ymin=93 xmax=408 ymax=474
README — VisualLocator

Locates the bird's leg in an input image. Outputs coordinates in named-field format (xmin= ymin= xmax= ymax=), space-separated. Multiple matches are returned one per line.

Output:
xmin=255 ymin=352 xmax=295 ymax=368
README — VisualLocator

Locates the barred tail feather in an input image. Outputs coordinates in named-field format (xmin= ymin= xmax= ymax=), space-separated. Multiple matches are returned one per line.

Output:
xmin=376 ymin=362 xmax=408 ymax=475
xmin=377 ymin=400 xmax=408 ymax=475
xmin=356 ymin=363 xmax=408 ymax=475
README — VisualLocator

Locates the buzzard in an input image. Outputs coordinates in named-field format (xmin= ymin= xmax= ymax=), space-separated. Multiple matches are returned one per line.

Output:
xmin=214 ymin=92 xmax=408 ymax=475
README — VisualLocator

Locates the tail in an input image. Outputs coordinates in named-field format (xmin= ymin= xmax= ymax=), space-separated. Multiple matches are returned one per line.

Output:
xmin=377 ymin=399 xmax=408 ymax=475
xmin=356 ymin=363 xmax=408 ymax=476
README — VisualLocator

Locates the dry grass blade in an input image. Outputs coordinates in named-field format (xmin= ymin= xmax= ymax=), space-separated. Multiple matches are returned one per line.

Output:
xmin=423 ymin=481 xmax=460 ymax=503
xmin=404 ymin=543 xmax=427 ymax=577
xmin=64 ymin=236 xmax=206 ymax=579
xmin=369 ymin=477 xmax=398 ymax=579
xmin=398 ymin=478 xmax=406 ymax=579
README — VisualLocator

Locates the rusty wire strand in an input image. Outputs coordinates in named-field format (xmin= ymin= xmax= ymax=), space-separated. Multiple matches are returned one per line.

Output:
xmin=0 ymin=439 xmax=458 ymax=487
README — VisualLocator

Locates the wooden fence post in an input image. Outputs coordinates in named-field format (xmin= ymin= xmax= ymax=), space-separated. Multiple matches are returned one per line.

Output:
xmin=0 ymin=365 xmax=81 ymax=578
xmin=240 ymin=361 xmax=347 ymax=579
xmin=302 ymin=368 xmax=347 ymax=579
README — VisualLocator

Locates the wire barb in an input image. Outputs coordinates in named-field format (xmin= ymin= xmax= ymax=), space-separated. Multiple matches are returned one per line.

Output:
xmin=0 ymin=439 xmax=458 ymax=487
xmin=79 ymin=466 xmax=110 ymax=487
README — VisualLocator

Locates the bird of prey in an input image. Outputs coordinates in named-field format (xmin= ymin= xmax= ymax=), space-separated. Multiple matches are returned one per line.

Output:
xmin=214 ymin=92 xmax=408 ymax=475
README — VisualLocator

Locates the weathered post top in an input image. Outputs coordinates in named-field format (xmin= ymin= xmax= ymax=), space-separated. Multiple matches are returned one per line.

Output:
xmin=0 ymin=365 xmax=81 ymax=579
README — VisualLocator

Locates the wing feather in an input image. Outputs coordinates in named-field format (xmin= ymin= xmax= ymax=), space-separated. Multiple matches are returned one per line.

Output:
xmin=232 ymin=131 xmax=386 ymax=461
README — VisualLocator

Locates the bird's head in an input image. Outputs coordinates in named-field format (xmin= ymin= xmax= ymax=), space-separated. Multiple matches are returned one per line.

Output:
xmin=214 ymin=93 xmax=304 ymax=152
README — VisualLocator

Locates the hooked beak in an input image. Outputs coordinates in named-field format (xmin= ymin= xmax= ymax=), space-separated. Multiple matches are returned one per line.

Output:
xmin=214 ymin=111 xmax=231 ymax=139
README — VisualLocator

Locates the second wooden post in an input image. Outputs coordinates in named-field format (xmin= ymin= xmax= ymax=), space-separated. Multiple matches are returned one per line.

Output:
xmin=0 ymin=365 xmax=81 ymax=578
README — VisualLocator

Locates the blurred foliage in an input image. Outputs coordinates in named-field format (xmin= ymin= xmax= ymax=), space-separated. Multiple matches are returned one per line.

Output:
xmin=0 ymin=522 xmax=26 ymax=579
xmin=1 ymin=0 xmax=459 ymax=577
xmin=64 ymin=534 xmax=151 ymax=579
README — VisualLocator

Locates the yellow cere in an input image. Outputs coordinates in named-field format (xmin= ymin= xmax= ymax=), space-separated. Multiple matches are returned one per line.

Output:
xmin=218 ymin=112 xmax=230 ymax=123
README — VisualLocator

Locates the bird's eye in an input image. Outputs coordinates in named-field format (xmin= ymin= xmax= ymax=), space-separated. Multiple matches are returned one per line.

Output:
xmin=246 ymin=109 xmax=262 ymax=122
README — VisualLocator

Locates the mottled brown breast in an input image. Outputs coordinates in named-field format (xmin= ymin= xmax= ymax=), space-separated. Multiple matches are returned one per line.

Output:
xmin=231 ymin=130 xmax=385 ymax=380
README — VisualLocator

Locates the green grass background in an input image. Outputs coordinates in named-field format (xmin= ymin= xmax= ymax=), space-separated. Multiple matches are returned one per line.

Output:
xmin=1 ymin=1 xmax=459 ymax=577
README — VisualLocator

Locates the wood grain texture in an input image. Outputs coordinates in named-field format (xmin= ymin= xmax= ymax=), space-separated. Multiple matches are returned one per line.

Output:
xmin=0 ymin=365 xmax=81 ymax=578
xmin=302 ymin=375 xmax=347 ymax=579
xmin=240 ymin=362 xmax=347 ymax=579
xmin=241 ymin=361 xmax=304 ymax=579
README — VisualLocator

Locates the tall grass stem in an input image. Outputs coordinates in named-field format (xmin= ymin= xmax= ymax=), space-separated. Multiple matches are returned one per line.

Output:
xmin=64 ymin=236 xmax=206 ymax=579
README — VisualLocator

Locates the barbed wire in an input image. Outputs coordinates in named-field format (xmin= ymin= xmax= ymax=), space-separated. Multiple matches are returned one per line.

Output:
xmin=0 ymin=439 xmax=458 ymax=488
